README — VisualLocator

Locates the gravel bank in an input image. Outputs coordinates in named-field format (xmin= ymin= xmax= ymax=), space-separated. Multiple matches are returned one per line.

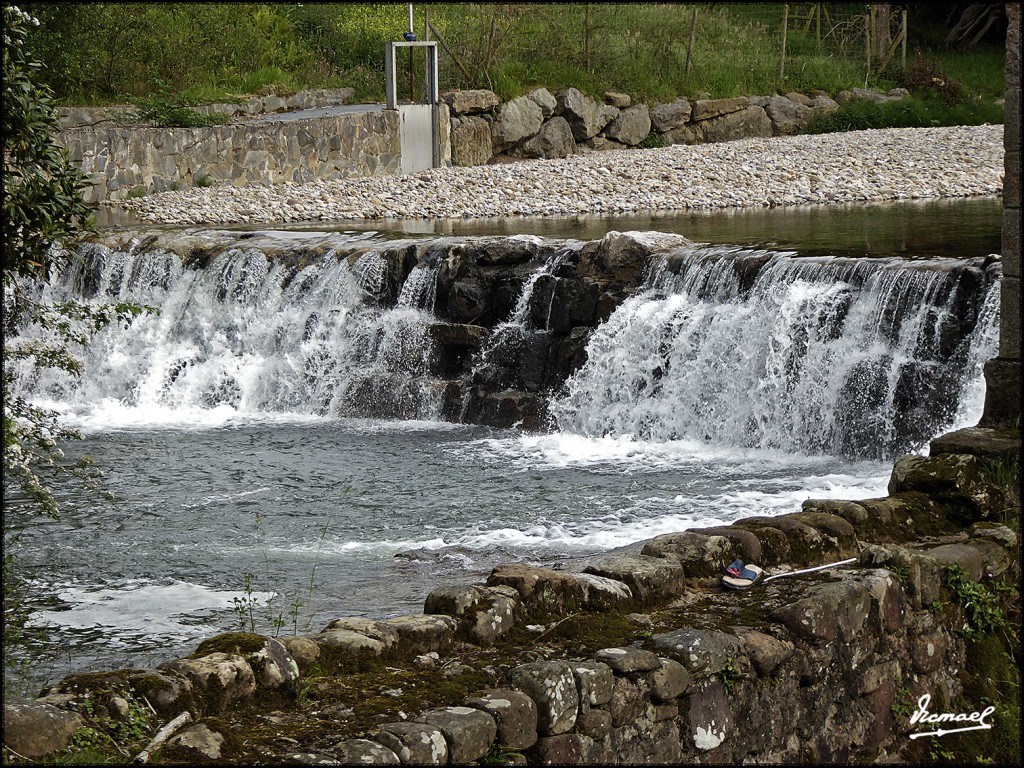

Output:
xmin=117 ymin=125 xmax=1004 ymax=226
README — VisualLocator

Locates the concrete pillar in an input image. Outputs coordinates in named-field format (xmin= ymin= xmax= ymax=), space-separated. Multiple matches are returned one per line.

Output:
xmin=981 ymin=3 xmax=1021 ymax=429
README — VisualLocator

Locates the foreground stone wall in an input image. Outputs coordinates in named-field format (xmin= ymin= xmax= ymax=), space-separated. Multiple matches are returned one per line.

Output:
xmin=982 ymin=2 xmax=1021 ymax=428
xmin=5 ymin=432 xmax=1018 ymax=763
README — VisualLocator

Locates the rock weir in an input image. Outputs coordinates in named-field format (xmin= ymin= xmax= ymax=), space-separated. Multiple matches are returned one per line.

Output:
xmin=12 ymin=227 xmax=1002 ymax=461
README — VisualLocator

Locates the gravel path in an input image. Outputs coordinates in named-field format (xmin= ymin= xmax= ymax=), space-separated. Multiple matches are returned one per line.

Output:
xmin=117 ymin=124 xmax=1004 ymax=226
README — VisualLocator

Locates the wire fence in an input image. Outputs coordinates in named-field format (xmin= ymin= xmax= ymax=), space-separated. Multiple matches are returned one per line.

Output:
xmin=393 ymin=3 xmax=912 ymax=103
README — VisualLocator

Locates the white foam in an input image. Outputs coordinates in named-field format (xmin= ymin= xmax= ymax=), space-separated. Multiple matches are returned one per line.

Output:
xmin=450 ymin=432 xmax=853 ymax=474
xmin=36 ymin=397 xmax=328 ymax=433
xmin=27 ymin=580 xmax=275 ymax=638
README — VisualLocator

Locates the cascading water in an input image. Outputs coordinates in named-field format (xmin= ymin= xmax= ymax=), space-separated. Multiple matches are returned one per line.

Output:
xmin=549 ymin=245 xmax=1000 ymax=460
xmin=13 ymin=237 xmax=445 ymax=423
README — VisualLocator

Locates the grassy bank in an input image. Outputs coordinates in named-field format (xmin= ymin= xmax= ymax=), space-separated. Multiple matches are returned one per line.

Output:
xmin=22 ymin=3 xmax=1004 ymax=129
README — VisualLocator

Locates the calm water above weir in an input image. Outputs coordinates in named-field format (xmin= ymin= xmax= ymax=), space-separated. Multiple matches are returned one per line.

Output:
xmin=6 ymin=197 xmax=1002 ymax=689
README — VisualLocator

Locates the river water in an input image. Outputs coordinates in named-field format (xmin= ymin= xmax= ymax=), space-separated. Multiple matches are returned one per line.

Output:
xmin=4 ymin=197 xmax=1002 ymax=690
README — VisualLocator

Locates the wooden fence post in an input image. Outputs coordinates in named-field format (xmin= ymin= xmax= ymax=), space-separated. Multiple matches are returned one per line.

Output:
xmin=684 ymin=6 xmax=697 ymax=87
xmin=780 ymin=4 xmax=789 ymax=81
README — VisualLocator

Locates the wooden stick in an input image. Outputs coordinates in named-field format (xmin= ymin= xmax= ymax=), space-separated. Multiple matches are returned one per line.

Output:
xmin=132 ymin=711 xmax=193 ymax=765
xmin=428 ymin=20 xmax=471 ymax=81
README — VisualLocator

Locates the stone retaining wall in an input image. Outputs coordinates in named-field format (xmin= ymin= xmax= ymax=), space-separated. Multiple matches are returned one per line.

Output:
xmin=444 ymin=84 xmax=909 ymax=166
xmin=56 ymin=84 xmax=907 ymax=207
xmin=55 ymin=89 xmax=456 ymax=205
xmin=5 ymin=430 xmax=1018 ymax=763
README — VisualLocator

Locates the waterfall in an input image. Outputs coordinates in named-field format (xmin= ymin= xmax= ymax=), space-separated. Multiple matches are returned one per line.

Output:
xmin=549 ymin=248 xmax=1000 ymax=460
xmin=8 ymin=231 xmax=1000 ymax=460
xmin=12 ymin=238 xmax=444 ymax=422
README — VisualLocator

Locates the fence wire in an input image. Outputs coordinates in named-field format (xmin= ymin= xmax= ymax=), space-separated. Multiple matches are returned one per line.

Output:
xmin=398 ymin=3 xmax=910 ymax=103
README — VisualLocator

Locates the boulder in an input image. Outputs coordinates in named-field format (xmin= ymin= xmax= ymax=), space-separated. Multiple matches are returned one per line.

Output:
xmin=691 ymin=96 xmax=749 ymax=121
xmin=930 ymin=426 xmax=1022 ymax=463
xmin=571 ymin=661 xmax=615 ymax=709
xmin=164 ymin=723 xmax=226 ymax=762
xmin=424 ymin=584 xmax=483 ymax=616
xmin=158 ymin=653 xmax=256 ymax=713
xmin=582 ymin=555 xmax=685 ymax=602
xmin=574 ymin=572 xmax=633 ymax=609
xmin=604 ymin=90 xmax=632 ymax=108
xmin=660 ymin=123 xmax=703 ymax=145
xmin=688 ymin=680 xmax=732 ymax=751
xmin=508 ymin=661 xmax=579 ymax=735
xmin=640 ymin=531 xmax=732 ymax=576
xmin=556 ymin=87 xmax=619 ymax=141
xmin=579 ymin=136 xmax=629 ymax=153
xmin=464 ymin=688 xmax=539 ymax=750
xmin=764 ymin=94 xmax=816 ymax=135
xmin=382 ymin=614 xmax=459 ymax=654
xmin=278 ymin=637 xmax=320 ymax=669
xmin=466 ymin=588 xmax=520 ymax=645
xmin=2 ymin=697 xmax=85 ymax=758
xmin=772 ymin=580 xmax=872 ymax=643
xmin=451 ymin=115 xmax=493 ymax=167
xmin=532 ymin=733 xmax=589 ymax=764
xmin=194 ymin=633 xmax=298 ymax=691
xmin=608 ymin=676 xmax=651 ymax=727
xmin=333 ymin=739 xmax=400 ymax=764
xmin=513 ymin=116 xmax=577 ymax=159
xmin=314 ymin=617 xmax=400 ymax=655
xmin=418 ymin=706 xmax=498 ymax=763
xmin=889 ymin=453 xmax=1004 ymax=520
xmin=492 ymin=96 xmax=544 ymax=150
xmin=650 ymin=628 xmax=745 ymax=676
xmin=701 ymin=105 xmax=773 ymax=143
xmin=784 ymin=91 xmax=815 ymax=107
xmin=650 ymin=99 xmax=692 ymax=132
xmin=527 ymin=87 xmax=558 ymax=118
xmin=373 ymin=722 xmax=448 ymax=764
xmin=443 ymin=89 xmax=501 ymax=115
xmin=594 ymin=647 xmax=661 ymax=675
xmin=486 ymin=563 xmax=584 ymax=616
xmin=735 ymin=630 xmax=795 ymax=676
xmin=647 ymin=657 xmax=690 ymax=702
xmin=602 ymin=104 xmax=651 ymax=146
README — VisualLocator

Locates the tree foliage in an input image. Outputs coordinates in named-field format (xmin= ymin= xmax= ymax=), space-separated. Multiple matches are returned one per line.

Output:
xmin=2 ymin=4 xmax=148 ymax=516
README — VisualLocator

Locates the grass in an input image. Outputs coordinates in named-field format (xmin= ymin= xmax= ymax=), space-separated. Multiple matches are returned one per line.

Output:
xmin=22 ymin=2 xmax=1005 ymax=132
